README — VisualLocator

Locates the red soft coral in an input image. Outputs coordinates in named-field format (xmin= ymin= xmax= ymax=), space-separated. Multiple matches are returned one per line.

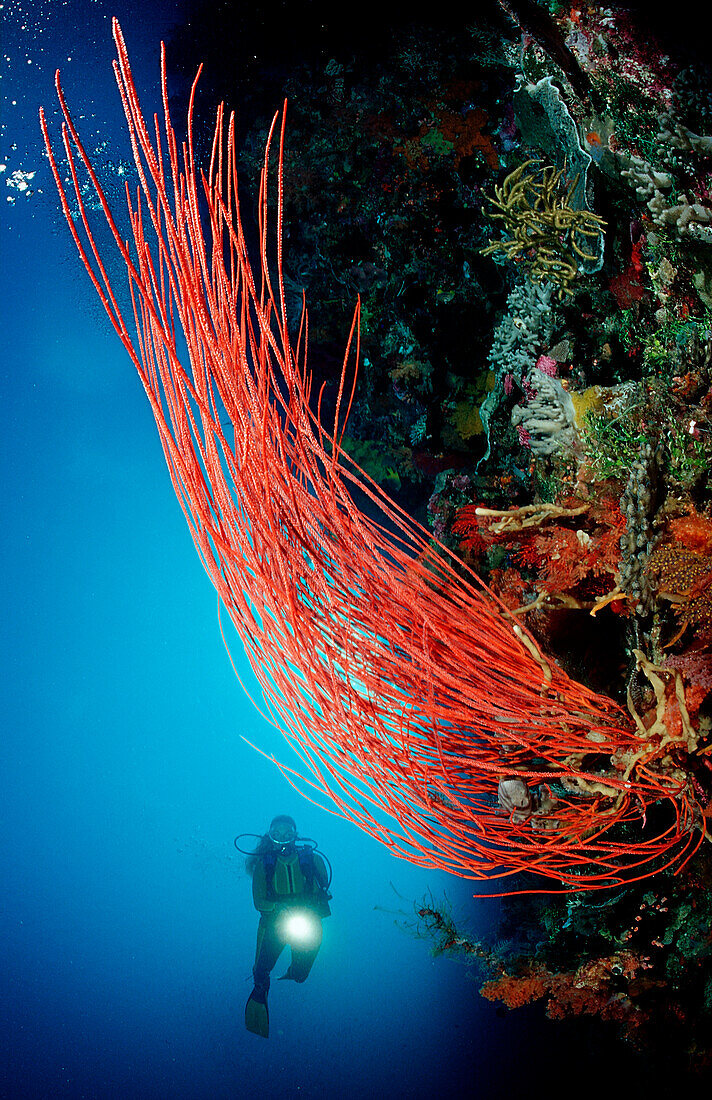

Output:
xmin=488 ymin=567 xmax=530 ymax=611
xmin=480 ymin=972 xmax=548 ymax=1009
xmin=667 ymin=508 xmax=712 ymax=555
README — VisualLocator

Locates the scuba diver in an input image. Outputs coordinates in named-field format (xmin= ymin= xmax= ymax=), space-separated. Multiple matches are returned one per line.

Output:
xmin=240 ymin=815 xmax=332 ymax=1038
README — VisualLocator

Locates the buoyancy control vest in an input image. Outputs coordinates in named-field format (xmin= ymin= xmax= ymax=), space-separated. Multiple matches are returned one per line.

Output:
xmin=262 ymin=846 xmax=331 ymax=916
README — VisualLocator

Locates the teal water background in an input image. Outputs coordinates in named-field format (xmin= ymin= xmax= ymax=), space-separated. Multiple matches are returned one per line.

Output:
xmin=1 ymin=2 xmax=656 ymax=1096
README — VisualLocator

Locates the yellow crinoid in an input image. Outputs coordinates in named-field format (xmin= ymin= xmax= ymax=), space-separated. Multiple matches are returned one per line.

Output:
xmin=482 ymin=159 xmax=606 ymax=297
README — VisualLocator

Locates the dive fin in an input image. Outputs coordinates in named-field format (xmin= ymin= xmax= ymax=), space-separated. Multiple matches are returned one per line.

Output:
xmin=245 ymin=991 xmax=269 ymax=1038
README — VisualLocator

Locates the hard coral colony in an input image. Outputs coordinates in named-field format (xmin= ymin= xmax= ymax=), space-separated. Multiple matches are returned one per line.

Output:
xmin=40 ymin=12 xmax=710 ymax=897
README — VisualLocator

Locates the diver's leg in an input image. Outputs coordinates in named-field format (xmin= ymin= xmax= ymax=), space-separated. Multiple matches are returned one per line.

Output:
xmin=281 ymin=919 xmax=323 ymax=983
xmin=246 ymin=916 xmax=285 ymax=1038
xmin=252 ymin=915 xmax=285 ymax=997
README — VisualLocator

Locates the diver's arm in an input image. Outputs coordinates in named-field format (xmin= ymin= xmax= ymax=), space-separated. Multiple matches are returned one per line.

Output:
xmin=313 ymin=853 xmax=331 ymax=894
xmin=251 ymin=861 xmax=275 ymax=913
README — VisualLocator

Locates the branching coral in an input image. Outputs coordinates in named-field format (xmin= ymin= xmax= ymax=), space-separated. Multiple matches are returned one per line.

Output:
xmin=621 ymin=153 xmax=712 ymax=243
xmin=617 ymin=105 xmax=712 ymax=244
xmin=482 ymin=159 xmax=606 ymax=297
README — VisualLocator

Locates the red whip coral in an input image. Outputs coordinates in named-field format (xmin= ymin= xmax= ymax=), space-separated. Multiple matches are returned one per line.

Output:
xmin=39 ymin=22 xmax=704 ymax=892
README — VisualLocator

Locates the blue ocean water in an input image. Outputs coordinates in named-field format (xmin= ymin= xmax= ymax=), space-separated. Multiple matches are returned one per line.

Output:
xmin=1 ymin=2 xmax=665 ymax=1097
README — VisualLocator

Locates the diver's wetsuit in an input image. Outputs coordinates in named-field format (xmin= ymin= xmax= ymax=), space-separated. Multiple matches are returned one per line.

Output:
xmin=251 ymin=846 xmax=331 ymax=1000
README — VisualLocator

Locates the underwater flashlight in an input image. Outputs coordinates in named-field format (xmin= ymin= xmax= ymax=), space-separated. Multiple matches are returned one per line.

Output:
xmin=282 ymin=910 xmax=318 ymax=946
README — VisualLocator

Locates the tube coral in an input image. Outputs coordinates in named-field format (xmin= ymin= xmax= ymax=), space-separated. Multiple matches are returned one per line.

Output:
xmin=39 ymin=22 xmax=703 ymax=892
